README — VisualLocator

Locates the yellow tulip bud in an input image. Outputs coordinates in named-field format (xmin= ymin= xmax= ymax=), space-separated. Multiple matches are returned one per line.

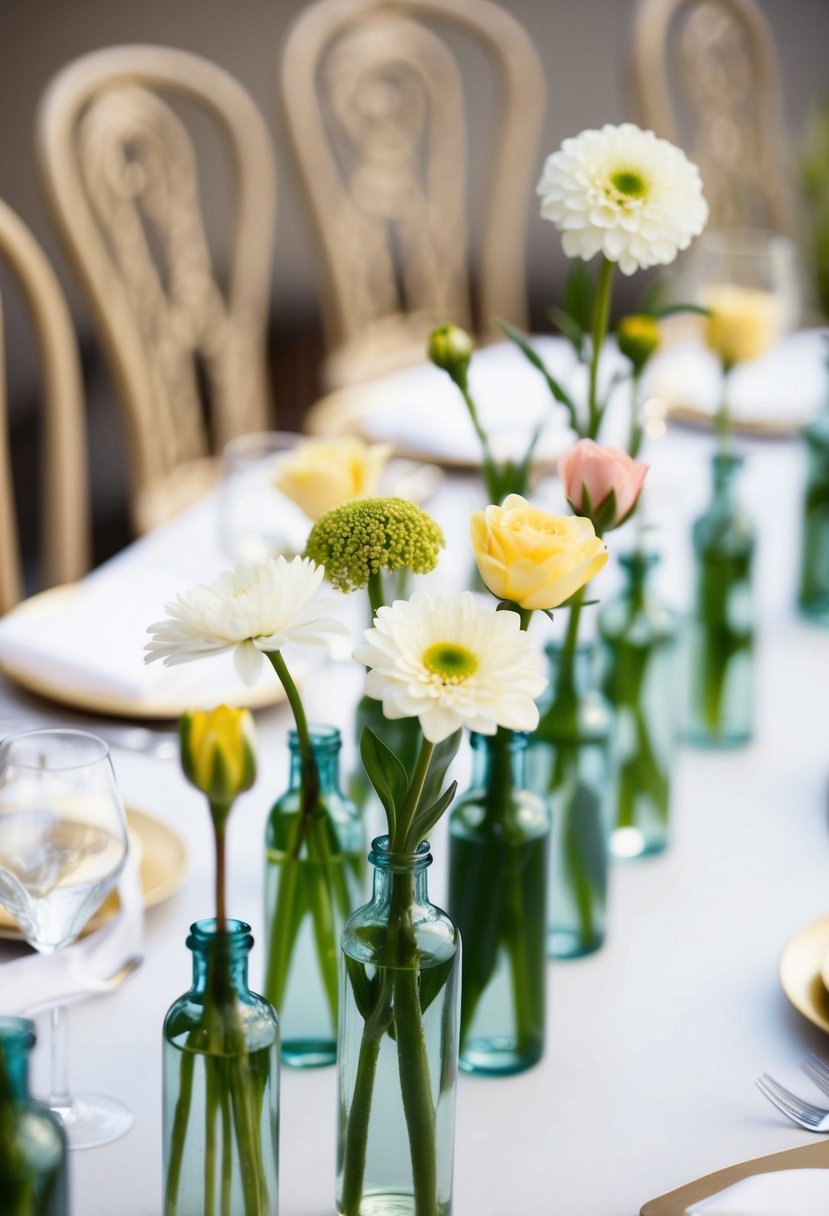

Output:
xmin=617 ymin=314 xmax=660 ymax=372
xmin=273 ymin=437 xmax=392 ymax=521
xmin=703 ymin=284 xmax=781 ymax=368
xmin=470 ymin=494 xmax=608 ymax=611
xmin=179 ymin=706 xmax=257 ymax=807
xmin=428 ymin=324 xmax=474 ymax=385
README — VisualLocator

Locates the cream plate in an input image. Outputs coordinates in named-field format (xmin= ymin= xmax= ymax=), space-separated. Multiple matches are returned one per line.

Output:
xmin=0 ymin=584 xmax=284 ymax=720
xmin=778 ymin=914 xmax=829 ymax=1035
xmin=0 ymin=807 xmax=188 ymax=941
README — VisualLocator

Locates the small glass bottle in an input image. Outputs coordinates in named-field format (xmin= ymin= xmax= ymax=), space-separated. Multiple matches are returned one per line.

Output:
xmin=0 ymin=1017 xmax=67 ymax=1216
xmin=264 ymin=726 xmax=364 ymax=1067
xmin=598 ymin=550 xmax=680 ymax=859
xmin=686 ymin=451 xmax=755 ymax=747
xmin=798 ymin=407 xmax=829 ymax=624
xmin=162 ymin=919 xmax=279 ymax=1216
xmin=336 ymin=837 xmax=460 ymax=1216
xmin=528 ymin=640 xmax=614 ymax=959
xmin=448 ymin=729 xmax=549 ymax=1075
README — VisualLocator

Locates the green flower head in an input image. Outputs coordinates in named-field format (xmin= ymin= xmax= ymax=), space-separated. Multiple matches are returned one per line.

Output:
xmin=428 ymin=324 xmax=473 ymax=385
xmin=305 ymin=497 xmax=445 ymax=593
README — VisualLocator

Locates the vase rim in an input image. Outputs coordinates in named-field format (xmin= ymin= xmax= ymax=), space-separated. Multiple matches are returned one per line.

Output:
xmin=287 ymin=724 xmax=340 ymax=751
xmin=369 ymin=835 xmax=432 ymax=871
xmin=0 ymin=1016 xmax=35 ymax=1051
xmin=187 ymin=918 xmax=254 ymax=954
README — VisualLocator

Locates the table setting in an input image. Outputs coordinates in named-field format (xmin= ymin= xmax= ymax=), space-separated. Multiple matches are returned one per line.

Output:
xmin=1 ymin=118 xmax=829 ymax=1216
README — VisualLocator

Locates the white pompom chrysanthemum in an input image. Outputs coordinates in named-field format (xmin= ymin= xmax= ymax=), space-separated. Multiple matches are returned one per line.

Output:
xmin=537 ymin=123 xmax=708 ymax=275
xmin=353 ymin=591 xmax=547 ymax=744
xmin=145 ymin=556 xmax=349 ymax=684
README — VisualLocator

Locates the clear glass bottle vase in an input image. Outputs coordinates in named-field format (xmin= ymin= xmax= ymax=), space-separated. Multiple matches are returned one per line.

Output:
xmin=336 ymin=837 xmax=460 ymax=1216
xmin=686 ymin=451 xmax=755 ymax=747
xmin=527 ymin=641 xmax=614 ymax=959
xmin=162 ymin=919 xmax=279 ymax=1216
xmin=264 ymin=725 xmax=364 ymax=1067
xmin=0 ymin=1017 xmax=67 ymax=1216
xmin=598 ymin=551 xmax=680 ymax=859
xmin=798 ymin=407 xmax=829 ymax=624
xmin=448 ymin=729 xmax=549 ymax=1075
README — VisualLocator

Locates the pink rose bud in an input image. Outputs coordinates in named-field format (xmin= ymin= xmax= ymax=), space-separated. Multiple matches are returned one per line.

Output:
xmin=559 ymin=439 xmax=649 ymax=532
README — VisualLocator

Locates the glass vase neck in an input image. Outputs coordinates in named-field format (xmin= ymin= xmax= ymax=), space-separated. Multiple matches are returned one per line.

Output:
xmin=710 ymin=451 xmax=744 ymax=506
xmin=469 ymin=729 xmax=529 ymax=788
xmin=368 ymin=836 xmax=431 ymax=904
xmin=545 ymin=640 xmax=594 ymax=698
xmin=619 ymin=549 xmax=660 ymax=607
xmin=287 ymin=725 xmax=341 ymax=788
xmin=187 ymin=919 xmax=253 ymax=994
xmin=0 ymin=1017 xmax=35 ymax=1104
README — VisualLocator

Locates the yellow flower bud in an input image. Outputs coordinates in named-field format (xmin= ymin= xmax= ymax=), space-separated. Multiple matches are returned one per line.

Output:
xmin=470 ymin=494 xmax=608 ymax=610
xmin=428 ymin=324 xmax=474 ymax=384
xmin=179 ymin=706 xmax=257 ymax=806
xmin=703 ymin=284 xmax=781 ymax=368
xmin=273 ymin=437 xmax=392 ymax=521
xmin=617 ymin=314 xmax=660 ymax=372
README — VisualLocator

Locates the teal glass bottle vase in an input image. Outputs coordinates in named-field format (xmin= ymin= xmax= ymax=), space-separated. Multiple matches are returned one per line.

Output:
xmin=448 ymin=729 xmax=549 ymax=1075
xmin=337 ymin=837 xmax=460 ymax=1216
xmin=798 ymin=407 xmax=829 ymax=624
xmin=162 ymin=919 xmax=279 ymax=1216
xmin=686 ymin=452 xmax=755 ymax=747
xmin=528 ymin=641 xmax=614 ymax=959
xmin=264 ymin=725 xmax=364 ymax=1068
xmin=598 ymin=551 xmax=680 ymax=859
xmin=0 ymin=1017 xmax=67 ymax=1216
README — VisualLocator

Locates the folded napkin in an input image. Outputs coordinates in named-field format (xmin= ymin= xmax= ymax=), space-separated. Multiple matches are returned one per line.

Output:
xmin=0 ymin=850 xmax=144 ymax=1016
xmin=686 ymin=1168 xmax=829 ymax=1215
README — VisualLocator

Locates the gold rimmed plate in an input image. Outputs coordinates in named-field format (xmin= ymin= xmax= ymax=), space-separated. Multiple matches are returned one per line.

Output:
xmin=778 ymin=914 xmax=829 ymax=1035
xmin=0 ymin=807 xmax=188 ymax=941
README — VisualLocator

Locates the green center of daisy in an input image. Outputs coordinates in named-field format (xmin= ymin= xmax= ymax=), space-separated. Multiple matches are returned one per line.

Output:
xmin=423 ymin=642 xmax=478 ymax=684
xmin=610 ymin=169 xmax=646 ymax=199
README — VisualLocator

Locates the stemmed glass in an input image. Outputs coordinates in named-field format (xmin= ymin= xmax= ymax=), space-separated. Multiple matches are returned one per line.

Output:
xmin=0 ymin=728 xmax=131 ymax=1148
xmin=692 ymin=228 xmax=802 ymax=346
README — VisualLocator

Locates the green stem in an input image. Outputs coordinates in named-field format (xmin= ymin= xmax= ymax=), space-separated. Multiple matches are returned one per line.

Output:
xmin=395 ymin=965 xmax=438 ymax=1216
xmin=164 ymin=1051 xmax=196 ymax=1215
xmin=628 ymin=369 xmax=644 ymax=458
xmin=266 ymin=651 xmax=320 ymax=860
xmin=210 ymin=811 xmax=229 ymax=932
xmin=558 ymin=589 xmax=585 ymax=703
xmin=367 ymin=572 xmax=385 ymax=618
xmin=205 ymin=1062 xmax=218 ymax=1216
xmin=588 ymin=257 xmax=614 ymax=439
xmin=220 ymin=1068 xmax=232 ymax=1216
xmin=716 ymin=363 xmax=733 ymax=453
xmin=396 ymin=737 xmax=436 ymax=853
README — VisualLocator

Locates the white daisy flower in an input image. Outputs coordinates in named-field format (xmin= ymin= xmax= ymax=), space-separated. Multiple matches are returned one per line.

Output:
xmin=353 ymin=591 xmax=547 ymax=744
xmin=145 ymin=556 xmax=349 ymax=684
xmin=537 ymin=123 xmax=708 ymax=275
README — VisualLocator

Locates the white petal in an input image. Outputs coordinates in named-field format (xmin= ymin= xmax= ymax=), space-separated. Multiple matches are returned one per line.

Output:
xmin=234 ymin=641 xmax=264 ymax=685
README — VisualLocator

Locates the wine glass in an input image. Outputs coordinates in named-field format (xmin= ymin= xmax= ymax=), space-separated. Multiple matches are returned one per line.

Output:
xmin=0 ymin=728 xmax=131 ymax=1148
xmin=691 ymin=228 xmax=803 ymax=345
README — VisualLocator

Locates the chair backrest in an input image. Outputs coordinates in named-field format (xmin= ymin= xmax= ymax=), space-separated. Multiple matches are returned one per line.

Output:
xmin=632 ymin=0 xmax=794 ymax=232
xmin=280 ymin=0 xmax=546 ymax=388
xmin=0 ymin=200 xmax=89 ymax=614
xmin=37 ymin=45 xmax=276 ymax=533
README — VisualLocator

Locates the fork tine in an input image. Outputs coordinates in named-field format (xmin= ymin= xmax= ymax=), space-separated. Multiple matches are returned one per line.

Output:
xmin=803 ymin=1054 xmax=829 ymax=1094
xmin=758 ymin=1074 xmax=824 ymax=1123
xmin=755 ymin=1076 xmax=819 ymax=1127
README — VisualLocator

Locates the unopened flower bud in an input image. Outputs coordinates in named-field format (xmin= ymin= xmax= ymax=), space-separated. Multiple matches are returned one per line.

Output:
xmin=617 ymin=314 xmax=660 ymax=372
xmin=428 ymin=324 xmax=474 ymax=385
xmin=179 ymin=705 xmax=257 ymax=807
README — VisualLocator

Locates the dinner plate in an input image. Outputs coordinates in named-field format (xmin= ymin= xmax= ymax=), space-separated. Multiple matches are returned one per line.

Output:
xmin=0 ymin=584 xmax=284 ymax=720
xmin=778 ymin=914 xmax=829 ymax=1035
xmin=640 ymin=1140 xmax=829 ymax=1214
xmin=0 ymin=807 xmax=188 ymax=941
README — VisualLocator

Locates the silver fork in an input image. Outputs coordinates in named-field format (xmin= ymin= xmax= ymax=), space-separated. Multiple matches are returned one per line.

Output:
xmin=755 ymin=1072 xmax=829 ymax=1131
xmin=802 ymin=1053 xmax=829 ymax=1097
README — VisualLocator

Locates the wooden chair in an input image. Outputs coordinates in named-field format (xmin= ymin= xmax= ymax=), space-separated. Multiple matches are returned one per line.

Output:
xmin=280 ymin=0 xmax=546 ymax=390
xmin=632 ymin=0 xmax=794 ymax=233
xmin=0 ymin=200 xmax=89 ymax=614
xmin=37 ymin=45 xmax=276 ymax=534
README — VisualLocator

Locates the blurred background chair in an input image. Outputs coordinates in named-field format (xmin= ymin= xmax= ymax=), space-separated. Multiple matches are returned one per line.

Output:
xmin=632 ymin=0 xmax=796 ymax=233
xmin=0 ymin=199 xmax=89 ymax=614
xmin=280 ymin=0 xmax=546 ymax=391
xmin=37 ymin=44 xmax=276 ymax=535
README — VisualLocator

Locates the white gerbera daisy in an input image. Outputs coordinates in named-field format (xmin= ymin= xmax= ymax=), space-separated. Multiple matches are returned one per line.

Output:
xmin=537 ymin=123 xmax=708 ymax=275
xmin=145 ymin=556 xmax=348 ymax=684
xmin=353 ymin=591 xmax=547 ymax=744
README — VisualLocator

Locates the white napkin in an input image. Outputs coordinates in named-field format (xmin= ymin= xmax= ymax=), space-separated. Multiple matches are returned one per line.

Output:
xmin=0 ymin=850 xmax=144 ymax=1016
xmin=686 ymin=1169 xmax=829 ymax=1215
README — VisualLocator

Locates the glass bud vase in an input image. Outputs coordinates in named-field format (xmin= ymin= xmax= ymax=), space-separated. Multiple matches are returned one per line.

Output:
xmin=264 ymin=725 xmax=364 ymax=1067
xmin=0 ymin=1017 xmax=67 ymax=1216
xmin=686 ymin=452 xmax=755 ymax=747
xmin=798 ymin=407 xmax=829 ymax=624
xmin=527 ymin=641 xmax=614 ymax=959
xmin=337 ymin=837 xmax=460 ymax=1216
xmin=162 ymin=919 xmax=279 ymax=1216
xmin=598 ymin=551 xmax=680 ymax=860
xmin=448 ymin=729 xmax=549 ymax=1075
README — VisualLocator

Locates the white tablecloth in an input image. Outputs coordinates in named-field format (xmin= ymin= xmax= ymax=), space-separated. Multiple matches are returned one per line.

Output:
xmin=1 ymin=415 xmax=828 ymax=1216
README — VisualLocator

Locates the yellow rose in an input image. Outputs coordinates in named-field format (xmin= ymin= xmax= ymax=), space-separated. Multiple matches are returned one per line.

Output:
xmin=179 ymin=705 xmax=257 ymax=806
xmin=470 ymin=494 xmax=608 ymax=610
xmin=703 ymin=284 xmax=781 ymax=368
xmin=274 ymin=437 xmax=392 ymax=520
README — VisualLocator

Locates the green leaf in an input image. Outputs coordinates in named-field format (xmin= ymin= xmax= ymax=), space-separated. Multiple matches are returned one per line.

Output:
xmin=493 ymin=316 xmax=580 ymax=430
xmin=404 ymin=780 xmax=459 ymax=853
xmin=548 ymin=306 xmax=585 ymax=353
xmin=359 ymin=727 xmax=408 ymax=838
xmin=418 ymin=730 xmax=462 ymax=814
